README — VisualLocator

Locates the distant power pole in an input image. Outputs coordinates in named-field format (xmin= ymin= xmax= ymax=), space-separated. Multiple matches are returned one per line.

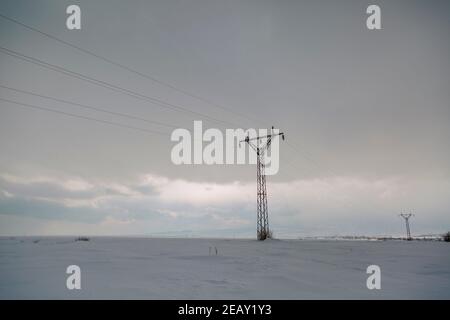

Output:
xmin=399 ymin=213 xmax=414 ymax=240
xmin=241 ymin=127 xmax=285 ymax=241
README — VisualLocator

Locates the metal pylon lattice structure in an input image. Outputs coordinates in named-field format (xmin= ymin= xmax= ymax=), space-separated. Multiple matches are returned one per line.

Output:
xmin=241 ymin=127 xmax=285 ymax=240
xmin=399 ymin=213 xmax=414 ymax=240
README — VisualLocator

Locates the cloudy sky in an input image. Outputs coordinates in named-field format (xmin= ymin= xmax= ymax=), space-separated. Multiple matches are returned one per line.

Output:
xmin=0 ymin=0 xmax=449 ymax=237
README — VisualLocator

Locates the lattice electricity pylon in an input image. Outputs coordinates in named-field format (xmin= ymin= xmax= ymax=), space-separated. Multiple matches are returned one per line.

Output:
xmin=241 ymin=127 xmax=285 ymax=240
xmin=399 ymin=213 xmax=414 ymax=241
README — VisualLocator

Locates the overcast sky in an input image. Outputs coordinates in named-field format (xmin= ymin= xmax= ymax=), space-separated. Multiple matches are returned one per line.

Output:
xmin=0 ymin=0 xmax=449 ymax=237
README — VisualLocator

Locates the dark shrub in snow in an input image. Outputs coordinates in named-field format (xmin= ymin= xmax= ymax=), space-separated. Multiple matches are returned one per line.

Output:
xmin=443 ymin=232 xmax=450 ymax=242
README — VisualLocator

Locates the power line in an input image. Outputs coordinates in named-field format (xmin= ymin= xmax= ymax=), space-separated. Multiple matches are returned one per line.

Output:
xmin=283 ymin=139 xmax=359 ymax=210
xmin=0 ymin=46 xmax=242 ymax=128
xmin=0 ymin=97 xmax=169 ymax=136
xmin=0 ymin=12 xmax=261 ymax=128
xmin=0 ymin=13 xmax=354 ymax=195
xmin=0 ymin=48 xmax=325 ymax=178
xmin=0 ymin=47 xmax=353 ymax=197
xmin=0 ymin=84 xmax=180 ymax=129
xmin=0 ymin=12 xmax=368 ymax=226
xmin=0 ymin=12 xmax=350 ymax=175
xmin=285 ymin=140 xmax=342 ymax=177
xmin=241 ymin=128 xmax=285 ymax=240
xmin=399 ymin=213 xmax=414 ymax=241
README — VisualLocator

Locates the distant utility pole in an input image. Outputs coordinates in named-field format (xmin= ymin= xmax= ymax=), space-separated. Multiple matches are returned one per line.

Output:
xmin=241 ymin=127 xmax=285 ymax=241
xmin=399 ymin=213 xmax=414 ymax=240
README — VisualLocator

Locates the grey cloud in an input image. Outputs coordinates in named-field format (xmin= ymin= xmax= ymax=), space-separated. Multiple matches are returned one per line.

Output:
xmin=0 ymin=195 xmax=103 ymax=223
xmin=0 ymin=178 xmax=95 ymax=199
xmin=0 ymin=172 xmax=449 ymax=237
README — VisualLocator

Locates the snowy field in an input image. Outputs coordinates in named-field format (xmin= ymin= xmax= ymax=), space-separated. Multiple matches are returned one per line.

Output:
xmin=0 ymin=237 xmax=449 ymax=299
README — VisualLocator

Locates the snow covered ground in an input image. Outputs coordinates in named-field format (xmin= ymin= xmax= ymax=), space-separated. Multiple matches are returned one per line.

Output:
xmin=0 ymin=237 xmax=449 ymax=299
